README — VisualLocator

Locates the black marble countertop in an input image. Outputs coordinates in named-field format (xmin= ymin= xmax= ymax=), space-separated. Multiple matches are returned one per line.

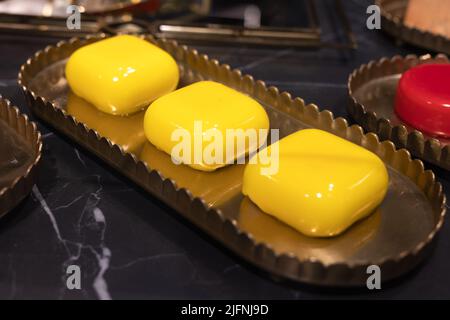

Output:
xmin=0 ymin=0 xmax=449 ymax=299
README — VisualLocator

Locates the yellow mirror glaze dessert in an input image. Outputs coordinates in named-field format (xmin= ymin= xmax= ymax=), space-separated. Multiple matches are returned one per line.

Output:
xmin=238 ymin=198 xmax=381 ymax=264
xmin=144 ymin=81 xmax=270 ymax=171
xmin=66 ymin=92 xmax=146 ymax=154
xmin=66 ymin=35 xmax=179 ymax=115
xmin=242 ymin=129 xmax=389 ymax=237
xmin=140 ymin=142 xmax=245 ymax=207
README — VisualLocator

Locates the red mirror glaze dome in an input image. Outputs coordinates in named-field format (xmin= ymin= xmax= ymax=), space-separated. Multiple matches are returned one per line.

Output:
xmin=395 ymin=64 xmax=450 ymax=138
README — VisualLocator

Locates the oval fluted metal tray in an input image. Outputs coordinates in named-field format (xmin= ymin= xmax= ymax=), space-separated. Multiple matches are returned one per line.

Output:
xmin=376 ymin=0 xmax=450 ymax=55
xmin=348 ymin=53 xmax=450 ymax=171
xmin=18 ymin=35 xmax=446 ymax=287
xmin=0 ymin=96 xmax=42 ymax=218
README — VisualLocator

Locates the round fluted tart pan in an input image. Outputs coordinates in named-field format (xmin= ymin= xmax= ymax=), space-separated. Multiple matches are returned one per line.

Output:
xmin=18 ymin=34 xmax=446 ymax=286
xmin=0 ymin=96 xmax=42 ymax=218
xmin=348 ymin=53 xmax=450 ymax=170
xmin=376 ymin=0 xmax=450 ymax=55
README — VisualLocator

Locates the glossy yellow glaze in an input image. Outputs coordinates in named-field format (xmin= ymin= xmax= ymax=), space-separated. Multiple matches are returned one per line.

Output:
xmin=139 ymin=142 xmax=245 ymax=207
xmin=242 ymin=129 xmax=389 ymax=237
xmin=66 ymin=35 xmax=179 ymax=115
xmin=66 ymin=92 xmax=146 ymax=154
xmin=144 ymin=81 xmax=270 ymax=171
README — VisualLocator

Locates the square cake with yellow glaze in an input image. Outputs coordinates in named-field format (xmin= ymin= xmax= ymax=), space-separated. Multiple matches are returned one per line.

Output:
xmin=144 ymin=81 xmax=270 ymax=171
xmin=242 ymin=129 xmax=389 ymax=237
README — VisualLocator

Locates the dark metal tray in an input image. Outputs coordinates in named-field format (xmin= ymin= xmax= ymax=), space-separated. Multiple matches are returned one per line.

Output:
xmin=348 ymin=54 xmax=450 ymax=171
xmin=18 ymin=34 xmax=446 ymax=286
xmin=0 ymin=96 xmax=42 ymax=218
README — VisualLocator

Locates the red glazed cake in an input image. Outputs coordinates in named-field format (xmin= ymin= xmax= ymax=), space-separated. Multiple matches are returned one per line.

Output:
xmin=394 ymin=64 xmax=450 ymax=138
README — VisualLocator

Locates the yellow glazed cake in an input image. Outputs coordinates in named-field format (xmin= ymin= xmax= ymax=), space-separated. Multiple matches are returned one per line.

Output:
xmin=144 ymin=81 xmax=270 ymax=171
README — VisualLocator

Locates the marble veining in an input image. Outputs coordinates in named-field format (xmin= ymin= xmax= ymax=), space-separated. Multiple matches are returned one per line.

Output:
xmin=32 ymin=182 xmax=112 ymax=300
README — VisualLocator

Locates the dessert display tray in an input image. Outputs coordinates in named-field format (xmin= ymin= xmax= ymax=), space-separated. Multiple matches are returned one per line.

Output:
xmin=348 ymin=54 xmax=450 ymax=171
xmin=376 ymin=0 xmax=450 ymax=55
xmin=0 ymin=96 xmax=42 ymax=219
xmin=18 ymin=35 xmax=446 ymax=286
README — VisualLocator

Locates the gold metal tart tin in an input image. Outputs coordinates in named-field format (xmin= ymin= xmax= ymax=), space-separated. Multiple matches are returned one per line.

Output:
xmin=348 ymin=53 xmax=450 ymax=171
xmin=0 ymin=97 xmax=42 ymax=218
xmin=18 ymin=35 xmax=446 ymax=286
xmin=376 ymin=0 xmax=450 ymax=54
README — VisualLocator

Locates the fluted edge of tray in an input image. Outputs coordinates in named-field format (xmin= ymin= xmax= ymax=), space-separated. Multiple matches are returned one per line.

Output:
xmin=18 ymin=34 xmax=446 ymax=286
xmin=376 ymin=0 xmax=450 ymax=55
xmin=348 ymin=53 xmax=450 ymax=170
xmin=0 ymin=96 xmax=42 ymax=218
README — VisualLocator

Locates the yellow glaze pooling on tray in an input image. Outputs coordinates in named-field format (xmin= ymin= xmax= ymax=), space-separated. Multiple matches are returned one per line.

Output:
xmin=66 ymin=92 xmax=146 ymax=154
xmin=238 ymin=198 xmax=381 ymax=264
xmin=140 ymin=142 xmax=245 ymax=207
xmin=144 ymin=81 xmax=270 ymax=171
xmin=242 ymin=129 xmax=389 ymax=237
xmin=66 ymin=35 xmax=179 ymax=115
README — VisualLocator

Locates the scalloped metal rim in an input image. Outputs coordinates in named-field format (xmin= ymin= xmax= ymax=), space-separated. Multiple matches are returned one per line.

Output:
xmin=348 ymin=53 xmax=450 ymax=171
xmin=376 ymin=0 xmax=450 ymax=54
xmin=18 ymin=34 xmax=446 ymax=287
xmin=0 ymin=96 xmax=42 ymax=218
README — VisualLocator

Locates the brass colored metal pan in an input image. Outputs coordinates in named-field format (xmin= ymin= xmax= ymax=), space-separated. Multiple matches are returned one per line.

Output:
xmin=0 ymin=96 xmax=42 ymax=218
xmin=18 ymin=35 xmax=446 ymax=286
xmin=376 ymin=0 xmax=450 ymax=55
xmin=348 ymin=53 xmax=450 ymax=170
